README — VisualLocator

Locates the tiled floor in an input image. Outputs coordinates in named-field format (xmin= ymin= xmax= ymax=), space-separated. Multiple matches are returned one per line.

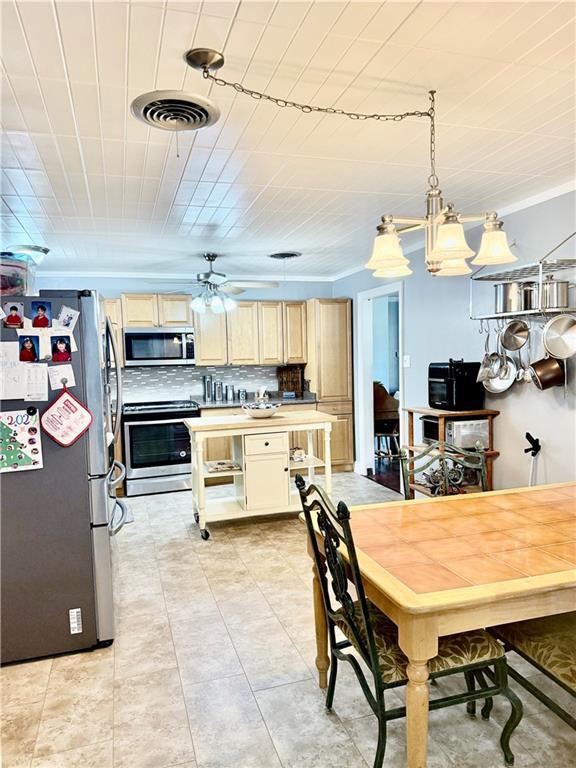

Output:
xmin=2 ymin=473 xmax=574 ymax=768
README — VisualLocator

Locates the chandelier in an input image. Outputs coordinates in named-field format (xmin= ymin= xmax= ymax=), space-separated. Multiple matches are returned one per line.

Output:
xmin=366 ymin=91 xmax=516 ymax=278
xmin=157 ymin=49 xmax=518 ymax=281
xmin=190 ymin=284 xmax=236 ymax=314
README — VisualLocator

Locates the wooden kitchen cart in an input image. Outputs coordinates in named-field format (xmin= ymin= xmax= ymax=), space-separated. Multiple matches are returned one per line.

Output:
xmin=185 ymin=410 xmax=337 ymax=539
xmin=403 ymin=406 xmax=500 ymax=497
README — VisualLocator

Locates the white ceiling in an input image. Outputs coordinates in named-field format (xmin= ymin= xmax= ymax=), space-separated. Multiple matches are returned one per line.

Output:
xmin=1 ymin=0 xmax=574 ymax=280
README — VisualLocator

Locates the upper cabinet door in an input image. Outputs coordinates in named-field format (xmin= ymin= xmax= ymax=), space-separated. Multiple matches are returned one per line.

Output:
xmin=194 ymin=311 xmax=228 ymax=366
xmin=157 ymin=295 xmax=192 ymax=327
xmin=102 ymin=298 xmax=124 ymax=368
xmin=308 ymin=299 xmax=352 ymax=401
xmin=283 ymin=301 xmax=307 ymax=364
xmin=121 ymin=294 xmax=159 ymax=327
xmin=227 ymin=302 xmax=259 ymax=365
xmin=258 ymin=302 xmax=284 ymax=365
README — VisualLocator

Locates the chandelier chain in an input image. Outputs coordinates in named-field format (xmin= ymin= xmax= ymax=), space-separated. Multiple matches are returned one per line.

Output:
xmin=427 ymin=90 xmax=439 ymax=189
xmin=202 ymin=68 xmax=432 ymax=123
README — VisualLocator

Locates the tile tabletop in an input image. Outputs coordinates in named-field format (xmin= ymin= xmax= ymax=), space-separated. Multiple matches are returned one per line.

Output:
xmin=348 ymin=483 xmax=576 ymax=604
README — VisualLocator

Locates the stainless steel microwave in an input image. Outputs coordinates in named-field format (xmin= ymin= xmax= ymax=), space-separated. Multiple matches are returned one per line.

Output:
xmin=123 ymin=328 xmax=195 ymax=366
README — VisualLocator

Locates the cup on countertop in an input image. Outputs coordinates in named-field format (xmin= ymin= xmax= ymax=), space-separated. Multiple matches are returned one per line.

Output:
xmin=238 ymin=389 xmax=247 ymax=404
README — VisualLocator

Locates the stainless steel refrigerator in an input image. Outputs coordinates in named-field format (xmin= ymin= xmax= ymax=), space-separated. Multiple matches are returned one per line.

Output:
xmin=1 ymin=290 xmax=128 ymax=663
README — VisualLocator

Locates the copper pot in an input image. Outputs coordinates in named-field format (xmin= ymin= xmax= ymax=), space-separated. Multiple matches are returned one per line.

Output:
xmin=529 ymin=356 xmax=565 ymax=390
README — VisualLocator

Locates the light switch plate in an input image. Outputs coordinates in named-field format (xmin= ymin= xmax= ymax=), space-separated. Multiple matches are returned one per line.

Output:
xmin=402 ymin=355 xmax=411 ymax=368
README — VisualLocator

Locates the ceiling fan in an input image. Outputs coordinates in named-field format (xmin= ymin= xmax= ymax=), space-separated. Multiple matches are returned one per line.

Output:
xmin=188 ymin=253 xmax=280 ymax=296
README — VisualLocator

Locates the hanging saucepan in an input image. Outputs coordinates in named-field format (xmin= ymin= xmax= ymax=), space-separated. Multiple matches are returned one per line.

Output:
xmin=542 ymin=314 xmax=576 ymax=360
xmin=529 ymin=356 xmax=565 ymax=390
xmin=483 ymin=343 xmax=517 ymax=394
xmin=501 ymin=320 xmax=529 ymax=351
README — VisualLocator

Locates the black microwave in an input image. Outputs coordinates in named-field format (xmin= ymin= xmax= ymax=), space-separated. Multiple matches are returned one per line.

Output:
xmin=124 ymin=328 xmax=195 ymax=366
xmin=428 ymin=360 xmax=484 ymax=411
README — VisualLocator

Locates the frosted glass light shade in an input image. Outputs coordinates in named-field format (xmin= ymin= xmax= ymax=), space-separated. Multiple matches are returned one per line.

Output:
xmin=366 ymin=232 xmax=407 ymax=270
xmin=191 ymin=295 xmax=207 ymax=313
xmin=472 ymin=229 xmax=517 ymax=265
xmin=223 ymin=295 xmax=237 ymax=311
xmin=431 ymin=222 xmax=474 ymax=262
xmin=210 ymin=294 xmax=225 ymax=313
xmin=373 ymin=264 xmax=413 ymax=278
xmin=435 ymin=258 xmax=472 ymax=277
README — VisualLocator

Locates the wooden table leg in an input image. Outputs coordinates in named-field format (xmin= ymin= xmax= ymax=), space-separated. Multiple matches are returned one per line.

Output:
xmin=323 ymin=423 xmax=332 ymax=496
xmin=406 ymin=659 xmax=430 ymax=768
xmin=311 ymin=552 xmax=329 ymax=689
xmin=399 ymin=617 xmax=438 ymax=768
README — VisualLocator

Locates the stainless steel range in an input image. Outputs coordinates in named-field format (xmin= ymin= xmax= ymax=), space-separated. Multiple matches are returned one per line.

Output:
xmin=123 ymin=399 xmax=200 ymax=496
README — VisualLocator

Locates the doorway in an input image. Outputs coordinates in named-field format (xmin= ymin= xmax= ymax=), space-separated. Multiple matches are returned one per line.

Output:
xmin=372 ymin=293 xmax=401 ymax=492
xmin=354 ymin=282 xmax=404 ymax=494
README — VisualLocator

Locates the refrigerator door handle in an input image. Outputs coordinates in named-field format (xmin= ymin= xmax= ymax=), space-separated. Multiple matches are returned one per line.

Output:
xmin=109 ymin=498 xmax=128 ymax=536
xmin=106 ymin=317 xmax=123 ymax=443
xmin=108 ymin=460 xmax=126 ymax=489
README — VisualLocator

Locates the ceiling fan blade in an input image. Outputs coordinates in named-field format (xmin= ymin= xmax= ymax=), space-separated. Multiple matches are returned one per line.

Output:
xmin=220 ymin=284 xmax=245 ymax=295
xmin=228 ymin=280 xmax=280 ymax=289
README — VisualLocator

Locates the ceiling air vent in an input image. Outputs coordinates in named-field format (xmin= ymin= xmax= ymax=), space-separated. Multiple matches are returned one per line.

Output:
xmin=268 ymin=252 xmax=302 ymax=260
xmin=130 ymin=90 xmax=220 ymax=131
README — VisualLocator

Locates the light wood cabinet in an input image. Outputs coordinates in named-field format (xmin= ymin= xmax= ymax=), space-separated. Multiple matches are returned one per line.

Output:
xmin=194 ymin=311 xmax=228 ymax=366
xmin=121 ymin=293 xmax=159 ymax=327
xmin=317 ymin=401 xmax=354 ymax=470
xmin=306 ymin=299 xmax=352 ymax=401
xmin=284 ymin=302 xmax=307 ymax=364
xmin=102 ymin=298 xmax=124 ymax=367
xmin=258 ymin=302 xmax=284 ymax=364
xmin=227 ymin=302 xmax=259 ymax=365
xmin=157 ymin=294 xmax=192 ymax=326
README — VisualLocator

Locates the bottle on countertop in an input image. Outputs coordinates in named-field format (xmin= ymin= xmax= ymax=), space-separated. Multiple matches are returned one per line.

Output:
xmin=225 ymin=385 xmax=235 ymax=402
xmin=202 ymin=375 xmax=212 ymax=402
xmin=238 ymin=388 xmax=247 ymax=404
xmin=213 ymin=379 xmax=224 ymax=402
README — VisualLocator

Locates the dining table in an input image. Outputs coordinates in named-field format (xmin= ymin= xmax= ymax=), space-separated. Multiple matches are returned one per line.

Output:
xmin=306 ymin=482 xmax=576 ymax=768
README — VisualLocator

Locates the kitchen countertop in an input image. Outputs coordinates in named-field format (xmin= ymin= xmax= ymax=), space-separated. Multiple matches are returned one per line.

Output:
xmin=199 ymin=392 xmax=317 ymax=410
xmin=185 ymin=409 xmax=336 ymax=433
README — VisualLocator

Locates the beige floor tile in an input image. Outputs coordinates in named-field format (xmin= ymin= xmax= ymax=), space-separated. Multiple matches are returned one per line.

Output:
xmin=48 ymin=647 xmax=113 ymax=698
xmin=114 ymin=614 xmax=177 ymax=681
xmin=255 ymin=679 xmax=367 ymax=768
xmin=229 ymin=615 xmax=311 ymax=691
xmin=113 ymin=668 xmax=194 ymax=768
xmin=34 ymin=691 xmax=113 ymax=758
xmin=30 ymin=740 xmax=113 ymax=768
xmin=1 ymin=700 xmax=43 ymax=768
xmin=171 ymin=617 xmax=243 ymax=686
xmin=216 ymin=587 xmax=274 ymax=628
xmin=183 ymin=674 xmax=281 ymax=768
xmin=1 ymin=658 xmax=52 ymax=707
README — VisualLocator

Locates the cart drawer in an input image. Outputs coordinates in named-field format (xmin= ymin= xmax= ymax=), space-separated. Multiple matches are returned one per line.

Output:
xmin=244 ymin=432 xmax=288 ymax=456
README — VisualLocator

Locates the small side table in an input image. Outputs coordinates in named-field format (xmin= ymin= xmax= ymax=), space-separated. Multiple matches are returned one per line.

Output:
xmin=403 ymin=406 xmax=500 ymax=497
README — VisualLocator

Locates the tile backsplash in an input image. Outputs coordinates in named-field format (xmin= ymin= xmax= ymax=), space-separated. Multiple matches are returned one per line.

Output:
xmin=119 ymin=365 xmax=279 ymax=403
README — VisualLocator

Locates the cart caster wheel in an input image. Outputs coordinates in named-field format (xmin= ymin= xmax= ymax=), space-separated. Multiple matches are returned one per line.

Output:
xmin=194 ymin=512 xmax=199 ymax=524
xmin=200 ymin=528 xmax=210 ymax=540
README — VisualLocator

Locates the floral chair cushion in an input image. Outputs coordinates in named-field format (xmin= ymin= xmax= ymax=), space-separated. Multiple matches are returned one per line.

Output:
xmin=334 ymin=601 xmax=504 ymax=685
xmin=491 ymin=612 xmax=576 ymax=693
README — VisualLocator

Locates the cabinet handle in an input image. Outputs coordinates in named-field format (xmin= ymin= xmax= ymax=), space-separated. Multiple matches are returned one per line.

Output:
xmin=284 ymin=467 xmax=289 ymax=472
xmin=264 ymin=441 xmax=269 ymax=446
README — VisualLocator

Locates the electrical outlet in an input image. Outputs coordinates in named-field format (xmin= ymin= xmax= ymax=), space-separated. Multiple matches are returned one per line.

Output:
xmin=403 ymin=355 xmax=411 ymax=368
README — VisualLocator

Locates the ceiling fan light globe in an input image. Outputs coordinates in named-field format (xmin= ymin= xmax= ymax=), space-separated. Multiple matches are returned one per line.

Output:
xmin=210 ymin=294 xmax=225 ymax=313
xmin=223 ymin=296 xmax=237 ymax=311
xmin=472 ymin=229 xmax=517 ymax=265
xmin=191 ymin=296 xmax=206 ymax=313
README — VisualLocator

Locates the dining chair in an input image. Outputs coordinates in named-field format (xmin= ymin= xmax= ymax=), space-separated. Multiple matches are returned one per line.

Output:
xmin=399 ymin=440 xmax=488 ymax=499
xmin=489 ymin=613 xmax=576 ymax=730
xmin=295 ymin=474 xmax=523 ymax=768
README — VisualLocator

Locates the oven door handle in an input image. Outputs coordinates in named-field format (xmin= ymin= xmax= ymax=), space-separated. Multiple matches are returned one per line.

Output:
xmin=123 ymin=417 xmax=195 ymax=426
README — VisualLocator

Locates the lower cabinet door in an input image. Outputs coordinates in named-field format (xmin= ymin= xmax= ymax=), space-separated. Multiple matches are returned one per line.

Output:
xmin=244 ymin=453 xmax=290 ymax=510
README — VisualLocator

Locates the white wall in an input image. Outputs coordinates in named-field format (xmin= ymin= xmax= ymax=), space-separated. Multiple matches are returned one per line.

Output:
xmin=334 ymin=190 xmax=576 ymax=490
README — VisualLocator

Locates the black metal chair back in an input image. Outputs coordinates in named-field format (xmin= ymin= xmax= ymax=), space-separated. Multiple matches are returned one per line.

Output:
xmin=399 ymin=440 xmax=488 ymax=499
xmin=295 ymin=474 xmax=384 ymax=696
